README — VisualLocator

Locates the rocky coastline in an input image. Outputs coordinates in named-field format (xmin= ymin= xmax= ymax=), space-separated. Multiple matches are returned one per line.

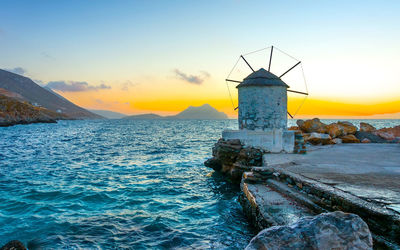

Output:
xmin=0 ymin=94 xmax=65 ymax=127
xmin=204 ymin=138 xmax=263 ymax=184
xmin=205 ymin=119 xmax=400 ymax=249
xmin=0 ymin=240 xmax=26 ymax=250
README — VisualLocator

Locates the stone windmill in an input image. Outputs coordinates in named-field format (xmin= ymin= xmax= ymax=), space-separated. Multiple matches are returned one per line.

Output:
xmin=223 ymin=46 xmax=308 ymax=153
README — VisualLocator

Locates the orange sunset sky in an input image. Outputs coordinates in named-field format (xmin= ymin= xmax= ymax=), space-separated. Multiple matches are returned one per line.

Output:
xmin=1 ymin=1 xmax=399 ymax=119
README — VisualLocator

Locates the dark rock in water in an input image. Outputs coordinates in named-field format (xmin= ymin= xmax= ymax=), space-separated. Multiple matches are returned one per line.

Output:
xmin=245 ymin=211 xmax=373 ymax=250
xmin=204 ymin=157 xmax=222 ymax=171
xmin=212 ymin=138 xmax=242 ymax=166
xmin=0 ymin=240 xmax=26 ymax=250
xmin=355 ymin=131 xmax=387 ymax=143
xmin=204 ymin=138 xmax=262 ymax=183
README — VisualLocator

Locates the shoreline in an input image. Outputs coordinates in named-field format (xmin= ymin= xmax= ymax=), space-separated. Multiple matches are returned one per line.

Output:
xmin=205 ymin=120 xmax=400 ymax=248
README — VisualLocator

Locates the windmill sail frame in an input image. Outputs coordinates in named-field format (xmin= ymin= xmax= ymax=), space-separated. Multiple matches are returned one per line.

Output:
xmin=225 ymin=45 xmax=308 ymax=118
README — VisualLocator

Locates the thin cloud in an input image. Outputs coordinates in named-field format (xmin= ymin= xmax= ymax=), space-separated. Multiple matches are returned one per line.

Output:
xmin=173 ymin=69 xmax=210 ymax=85
xmin=41 ymin=52 xmax=55 ymax=60
xmin=5 ymin=67 xmax=27 ymax=75
xmin=95 ymin=99 xmax=104 ymax=104
xmin=45 ymin=81 xmax=111 ymax=92
xmin=120 ymin=80 xmax=138 ymax=91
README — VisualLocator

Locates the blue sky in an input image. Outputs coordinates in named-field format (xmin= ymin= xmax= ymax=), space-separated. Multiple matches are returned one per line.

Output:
xmin=1 ymin=0 xmax=399 ymax=116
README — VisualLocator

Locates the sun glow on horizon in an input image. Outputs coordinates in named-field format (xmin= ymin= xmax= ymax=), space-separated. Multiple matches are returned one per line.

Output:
xmin=2 ymin=1 xmax=400 ymax=119
xmin=56 ymin=86 xmax=400 ymax=119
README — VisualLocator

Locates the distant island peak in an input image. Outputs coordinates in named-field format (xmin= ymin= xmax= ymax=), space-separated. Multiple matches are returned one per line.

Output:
xmin=124 ymin=104 xmax=228 ymax=120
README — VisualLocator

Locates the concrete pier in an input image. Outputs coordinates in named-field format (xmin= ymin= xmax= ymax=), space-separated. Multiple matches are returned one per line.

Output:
xmin=241 ymin=144 xmax=400 ymax=248
xmin=264 ymin=144 xmax=400 ymax=211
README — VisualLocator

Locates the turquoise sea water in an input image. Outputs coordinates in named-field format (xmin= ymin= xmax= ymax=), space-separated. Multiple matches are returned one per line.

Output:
xmin=1 ymin=119 xmax=399 ymax=249
xmin=0 ymin=119 xmax=254 ymax=249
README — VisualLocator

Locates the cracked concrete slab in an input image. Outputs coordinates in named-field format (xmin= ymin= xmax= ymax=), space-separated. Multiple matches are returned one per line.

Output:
xmin=263 ymin=144 xmax=400 ymax=210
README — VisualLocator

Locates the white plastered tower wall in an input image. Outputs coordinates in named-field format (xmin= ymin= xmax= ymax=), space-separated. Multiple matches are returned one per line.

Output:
xmin=222 ymin=68 xmax=295 ymax=153
xmin=238 ymin=86 xmax=287 ymax=130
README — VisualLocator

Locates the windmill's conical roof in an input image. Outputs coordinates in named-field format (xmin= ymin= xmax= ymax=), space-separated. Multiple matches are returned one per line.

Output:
xmin=236 ymin=68 xmax=289 ymax=88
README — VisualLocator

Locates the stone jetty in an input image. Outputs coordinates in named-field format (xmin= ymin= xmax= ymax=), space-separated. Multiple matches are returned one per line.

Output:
xmin=206 ymin=119 xmax=400 ymax=249
xmin=204 ymin=138 xmax=263 ymax=183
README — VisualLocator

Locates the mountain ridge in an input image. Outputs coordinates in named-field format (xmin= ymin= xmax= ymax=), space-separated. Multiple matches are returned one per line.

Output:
xmin=89 ymin=109 xmax=127 ymax=119
xmin=123 ymin=104 xmax=228 ymax=120
xmin=0 ymin=69 xmax=102 ymax=119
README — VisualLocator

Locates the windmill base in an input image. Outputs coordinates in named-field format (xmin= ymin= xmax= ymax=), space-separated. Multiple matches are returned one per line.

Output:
xmin=222 ymin=129 xmax=295 ymax=153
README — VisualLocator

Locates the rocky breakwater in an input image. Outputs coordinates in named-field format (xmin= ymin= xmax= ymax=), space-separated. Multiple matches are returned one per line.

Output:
xmin=204 ymin=139 xmax=263 ymax=184
xmin=0 ymin=94 xmax=65 ymax=127
xmin=292 ymin=118 xmax=400 ymax=145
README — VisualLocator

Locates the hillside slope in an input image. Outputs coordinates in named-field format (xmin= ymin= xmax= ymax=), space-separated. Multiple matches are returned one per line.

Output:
xmin=0 ymin=69 xmax=101 ymax=119
xmin=0 ymin=94 xmax=67 ymax=126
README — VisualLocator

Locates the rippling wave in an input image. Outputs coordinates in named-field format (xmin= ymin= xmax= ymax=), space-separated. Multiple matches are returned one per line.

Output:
xmin=0 ymin=119 xmax=255 ymax=249
xmin=1 ymin=118 xmax=398 ymax=249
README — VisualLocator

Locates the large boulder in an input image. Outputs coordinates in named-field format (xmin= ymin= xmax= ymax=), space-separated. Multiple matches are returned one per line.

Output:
xmin=355 ymin=131 xmax=387 ymax=143
xmin=340 ymin=134 xmax=360 ymax=143
xmin=360 ymin=122 xmax=376 ymax=132
xmin=211 ymin=139 xmax=242 ymax=165
xmin=245 ymin=211 xmax=373 ymax=250
xmin=373 ymin=126 xmax=400 ymax=142
xmin=337 ymin=121 xmax=357 ymax=135
xmin=296 ymin=118 xmax=327 ymax=134
xmin=306 ymin=133 xmax=333 ymax=145
xmin=373 ymin=130 xmax=395 ymax=141
xmin=204 ymin=157 xmax=222 ymax=171
xmin=204 ymin=138 xmax=262 ymax=183
xmin=326 ymin=123 xmax=342 ymax=138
